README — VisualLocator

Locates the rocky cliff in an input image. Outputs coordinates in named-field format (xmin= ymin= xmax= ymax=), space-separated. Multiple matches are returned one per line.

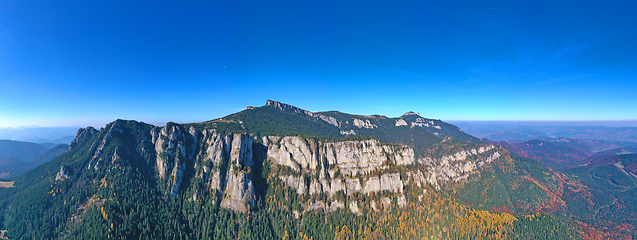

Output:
xmin=259 ymin=135 xmax=499 ymax=215
xmin=71 ymin=116 xmax=500 ymax=216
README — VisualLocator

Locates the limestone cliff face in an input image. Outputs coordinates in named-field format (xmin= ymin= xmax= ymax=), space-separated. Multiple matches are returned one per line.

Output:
xmin=150 ymin=124 xmax=257 ymax=211
xmin=352 ymin=118 xmax=377 ymax=129
xmin=68 ymin=118 xmax=504 ymax=215
xmin=420 ymin=143 xmax=500 ymax=185
xmin=151 ymin=124 xmax=198 ymax=196
xmin=265 ymin=136 xmax=415 ymax=176
xmin=264 ymin=135 xmax=500 ymax=214
xmin=220 ymin=134 xmax=255 ymax=212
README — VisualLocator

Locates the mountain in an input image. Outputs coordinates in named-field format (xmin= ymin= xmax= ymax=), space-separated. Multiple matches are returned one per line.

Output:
xmin=563 ymin=154 xmax=637 ymax=235
xmin=0 ymin=142 xmax=69 ymax=179
xmin=502 ymin=138 xmax=637 ymax=170
xmin=454 ymin=122 xmax=637 ymax=143
xmin=29 ymin=144 xmax=70 ymax=167
xmin=0 ymin=140 xmax=48 ymax=162
xmin=0 ymin=158 xmax=31 ymax=179
xmin=593 ymin=145 xmax=637 ymax=157
xmin=399 ymin=111 xmax=486 ymax=144
xmin=0 ymin=126 xmax=79 ymax=144
xmin=1 ymin=100 xmax=628 ymax=239
xmin=38 ymin=143 xmax=62 ymax=150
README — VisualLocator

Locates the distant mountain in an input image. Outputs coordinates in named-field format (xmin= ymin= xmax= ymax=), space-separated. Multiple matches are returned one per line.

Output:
xmin=0 ymin=140 xmax=48 ymax=162
xmin=564 ymin=154 xmax=637 ymax=234
xmin=592 ymin=145 xmax=637 ymax=157
xmin=0 ymin=141 xmax=69 ymax=179
xmin=0 ymin=158 xmax=31 ymax=179
xmin=38 ymin=143 xmax=61 ymax=150
xmin=542 ymin=138 xmax=637 ymax=154
xmin=453 ymin=122 xmax=637 ymax=143
xmin=0 ymin=126 xmax=79 ymax=144
xmin=502 ymin=137 xmax=637 ymax=169
xmin=29 ymin=144 xmax=69 ymax=167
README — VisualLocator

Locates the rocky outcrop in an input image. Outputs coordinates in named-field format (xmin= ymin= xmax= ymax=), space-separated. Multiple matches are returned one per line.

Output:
xmin=55 ymin=166 xmax=69 ymax=181
xmin=265 ymin=100 xmax=341 ymax=127
xmin=266 ymin=136 xmax=415 ymax=176
xmin=189 ymin=131 xmax=256 ymax=212
xmin=362 ymin=173 xmax=404 ymax=194
xmin=352 ymin=118 xmax=377 ymax=129
xmin=420 ymin=144 xmax=500 ymax=184
xmin=266 ymin=136 xmax=319 ymax=171
xmin=410 ymin=117 xmax=440 ymax=129
xmin=70 ymin=127 xmax=97 ymax=150
xmin=267 ymin=135 xmax=503 ymax=215
xmin=220 ymin=134 xmax=255 ymax=212
xmin=279 ymin=170 xmax=427 ymax=199
xmin=395 ymin=119 xmax=408 ymax=127
xmin=88 ymin=122 xmax=123 ymax=170
xmin=151 ymin=124 xmax=200 ymax=196
xmin=340 ymin=130 xmax=356 ymax=136
xmin=220 ymin=169 xmax=254 ymax=212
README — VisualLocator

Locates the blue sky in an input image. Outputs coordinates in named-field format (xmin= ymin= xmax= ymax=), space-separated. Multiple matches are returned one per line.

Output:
xmin=1 ymin=0 xmax=636 ymax=128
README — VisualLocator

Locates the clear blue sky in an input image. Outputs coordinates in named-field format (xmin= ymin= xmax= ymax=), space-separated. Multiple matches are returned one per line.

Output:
xmin=1 ymin=0 xmax=636 ymax=128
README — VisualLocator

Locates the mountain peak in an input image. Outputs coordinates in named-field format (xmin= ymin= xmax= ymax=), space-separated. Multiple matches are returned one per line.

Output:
xmin=264 ymin=99 xmax=279 ymax=106
xmin=263 ymin=100 xmax=341 ymax=128
xmin=403 ymin=111 xmax=421 ymax=117
xmin=264 ymin=100 xmax=305 ymax=113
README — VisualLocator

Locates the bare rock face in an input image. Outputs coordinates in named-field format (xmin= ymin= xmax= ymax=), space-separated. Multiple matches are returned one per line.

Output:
xmin=328 ymin=201 xmax=345 ymax=212
xmin=349 ymin=201 xmax=362 ymax=215
xmin=266 ymin=136 xmax=415 ymax=177
xmin=363 ymin=173 xmax=404 ymax=194
xmin=220 ymin=169 xmax=254 ymax=212
xmin=267 ymin=136 xmax=318 ymax=171
xmin=340 ymin=130 xmax=356 ymax=136
xmin=352 ymin=118 xmax=377 ymax=129
xmin=55 ymin=166 xmax=69 ymax=181
xmin=420 ymin=144 xmax=500 ymax=184
xmin=151 ymin=124 xmax=200 ymax=196
xmin=220 ymin=134 xmax=255 ymax=212
xmin=266 ymin=134 xmax=504 ymax=215
xmin=324 ymin=140 xmax=415 ymax=175
xmin=324 ymin=140 xmax=387 ymax=176
xmin=270 ymin=136 xmax=422 ymax=201
xmin=150 ymin=125 xmax=256 ymax=211
xmin=395 ymin=119 xmax=408 ymax=127
xmin=409 ymin=117 xmax=442 ymax=130
xmin=230 ymin=134 xmax=253 ymax=167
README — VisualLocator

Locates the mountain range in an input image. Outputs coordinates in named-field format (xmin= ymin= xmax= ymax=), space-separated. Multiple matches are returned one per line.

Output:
xmin=453 ymin=122 xmax=637 ymax=143
xmin=0 ymin=100 xmax=635 ymax=239
xmin=0 ymin=126 xmax=79 ymax=145
xmin=501 ymin=137 xmax=637 ymax=170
